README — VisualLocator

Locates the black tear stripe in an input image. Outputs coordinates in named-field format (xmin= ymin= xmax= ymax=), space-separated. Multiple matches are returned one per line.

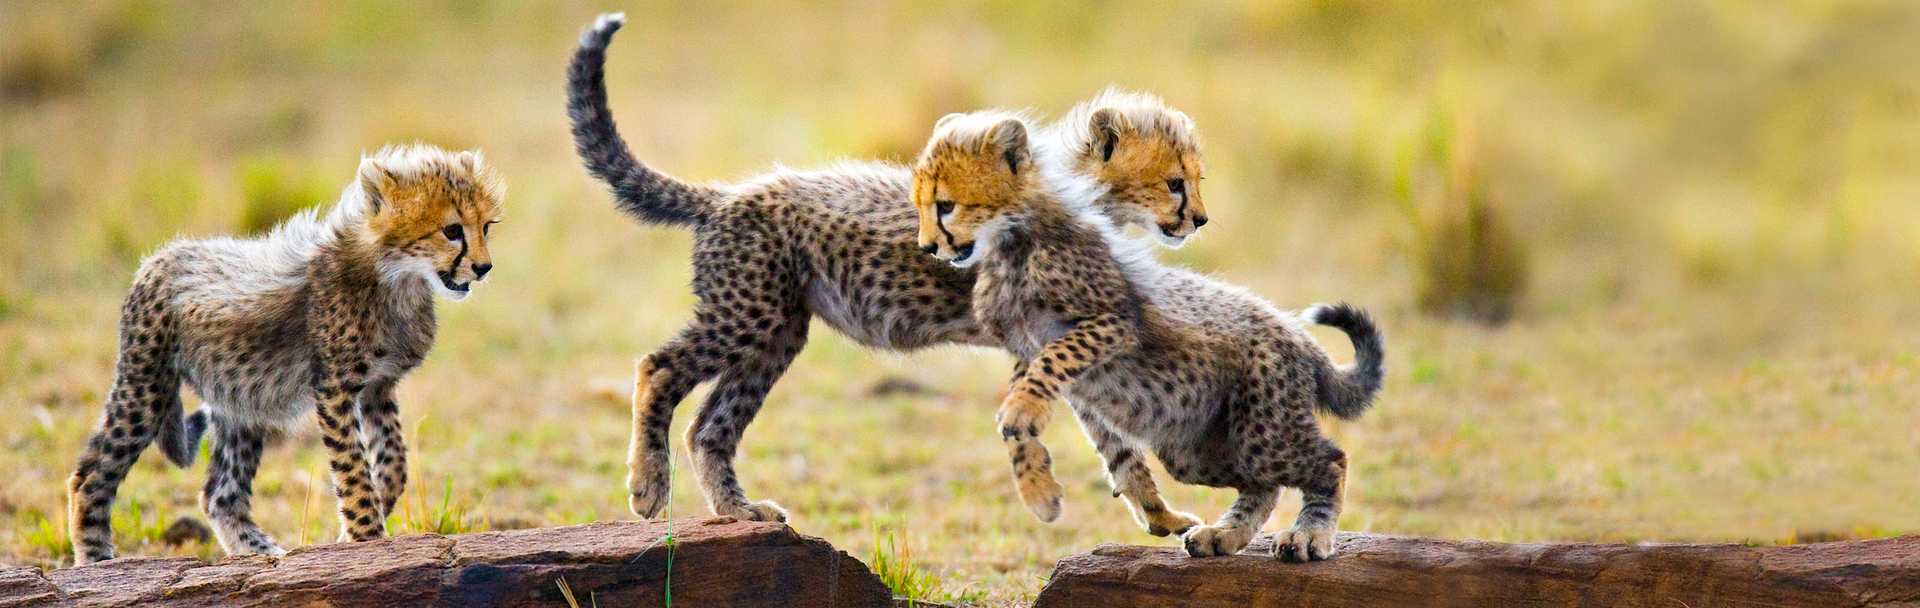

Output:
xmin=936 ymin=211 xmax=959 ymax=249
xmin=1174 ymin=191 xmax=1189 ymax=226
xmin=448 ymin=233 xmax=468 ymax=277
xmin=930 ymin=168 xmax=959 ymax=249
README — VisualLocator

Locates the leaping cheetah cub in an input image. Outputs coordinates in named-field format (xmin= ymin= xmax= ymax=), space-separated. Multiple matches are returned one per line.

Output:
xmin=568 ymin=13 xmax=1210 ymax=525
xmin=65 ymin=144 xmax=503 ymax=564
xmin=910 ymin=113 xmax=1386 ymax=560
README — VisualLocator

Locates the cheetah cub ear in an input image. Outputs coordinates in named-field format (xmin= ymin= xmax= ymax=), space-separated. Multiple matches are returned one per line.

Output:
xmin=357 ymin=157 xmax=400 ymax=213
xmin=986 ymin=118 xmax=1031 ymax=177
xmin=1087 ymin=107 xmax=1124 ymax=163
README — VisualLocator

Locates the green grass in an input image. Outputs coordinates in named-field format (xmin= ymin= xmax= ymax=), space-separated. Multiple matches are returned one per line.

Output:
xmin=387 ymin=476 xmax=484 ymax=537
xmin=18 ymin=512 xmax=70 ymax=565
xmin=112 ymin=499 xmax=172 ymax=549
xmin=3 ymin=3 xmax=1919 ymax=606
xmin=871 ymin=530 xmax=984 ymax=606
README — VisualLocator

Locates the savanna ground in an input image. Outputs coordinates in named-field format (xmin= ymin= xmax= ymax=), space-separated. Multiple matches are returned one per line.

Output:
xmin=3 ymin=2 xmax=1918 ymax=605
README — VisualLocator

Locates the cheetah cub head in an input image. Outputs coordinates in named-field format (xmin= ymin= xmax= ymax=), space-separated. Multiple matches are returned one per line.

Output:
xmin=356 ymin=144 xmax=505 ymax=300
xmin=1046 ymin=88 xmax=1208 ymax=248
xmin=911 ymin=111 xmax=1041 ymax=268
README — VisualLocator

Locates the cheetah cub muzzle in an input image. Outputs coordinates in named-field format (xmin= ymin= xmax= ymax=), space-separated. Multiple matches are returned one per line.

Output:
xmin=65 ymin=144 xmax=503 ymax=564
xmin=912 ymin=113 xmax=1386 ymax=560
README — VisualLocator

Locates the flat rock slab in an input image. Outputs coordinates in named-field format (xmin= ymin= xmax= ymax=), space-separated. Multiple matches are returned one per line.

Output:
xmin=4 ymin=518 xmax=892 ymax=607
xmin=1035 ymin=532 xmax=1920 ymax=607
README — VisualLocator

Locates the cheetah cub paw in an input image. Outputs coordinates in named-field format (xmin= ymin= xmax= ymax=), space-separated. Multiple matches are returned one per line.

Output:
xmin=1274 ymin=524 xmax=1337 ymax=562
xmin=627 ymin=464 xmax=670 ymax=519
xmin=1144 ymin=508 xmax=1204 ymax=537
xmin=717 ymin=499 xmax=789 ymax=523
xmin=1181 ymin=523 xmax=1256 ymax=557
xmin=1015 ymin=470 xmax=1065 ymax=523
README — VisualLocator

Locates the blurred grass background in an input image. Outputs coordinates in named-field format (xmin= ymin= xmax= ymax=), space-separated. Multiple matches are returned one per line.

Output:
xmin=3 ymin=1 xmax=1918 ymax=604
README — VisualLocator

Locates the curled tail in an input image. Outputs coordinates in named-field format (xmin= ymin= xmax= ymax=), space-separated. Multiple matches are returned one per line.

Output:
xmin=568 ymin=13 xmax=721 ymax=227
xmin=158 ymin=407 xmax=208 ymax=468
xmin=1305 ymin=302 xmax=1385 ymax=420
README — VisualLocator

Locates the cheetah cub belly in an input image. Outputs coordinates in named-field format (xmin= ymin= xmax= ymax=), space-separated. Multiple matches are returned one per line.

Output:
xmin=65 ymin=145 xmax=504 ymax=564
xmin=909 ymin=113 xmax=1387 ymax=559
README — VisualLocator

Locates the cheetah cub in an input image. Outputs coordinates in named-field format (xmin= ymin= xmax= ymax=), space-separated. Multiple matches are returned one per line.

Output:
xmin=911 ymin=114 xmax=1385 ymax=560
xmin=569 ymin=13 xmax=1213 ymax=526
xmin=66 ymin=144 xmax=503 ymax=564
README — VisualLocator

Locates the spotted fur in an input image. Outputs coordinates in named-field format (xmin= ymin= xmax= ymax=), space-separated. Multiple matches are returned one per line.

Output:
xmin=566 ymin=13 xmax=1213 ymax=525
xmin=912 ymin=114 xmax=1386 ymax=560
xmin=65 ymin=145 xmax=503 ymax=564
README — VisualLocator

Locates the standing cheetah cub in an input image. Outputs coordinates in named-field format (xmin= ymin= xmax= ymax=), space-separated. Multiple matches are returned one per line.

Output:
xmin=911 ymin=114 xmax=1385 ymax=560
xmin=65 ymin=144 xmax=503 ymax=564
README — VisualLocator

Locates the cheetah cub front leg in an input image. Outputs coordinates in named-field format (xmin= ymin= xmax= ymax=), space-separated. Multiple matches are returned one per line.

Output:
xmin=1072 ymin=404 xmax=1202 ymax=537
xmin=312 ymin=316 xmax=387 ymax=542
xmin=626 ymin=358 xmax=673 ymax=518
xmin=998 ymin=389 xmax=1063 ymax=522
xmin=1110 ymin=466 xmax=1203 ymax=537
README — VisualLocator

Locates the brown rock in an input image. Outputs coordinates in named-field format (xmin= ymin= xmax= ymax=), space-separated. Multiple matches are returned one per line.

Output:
xmin=485 ymin=515 xmax=543 ymax=531
xmin=1034 ymin=533 xmax=1920 ymax=607
xmin=0 ymin=566 xmax=62 ymax=608
xmin=4 ymin=518 xmax=892 ymax=607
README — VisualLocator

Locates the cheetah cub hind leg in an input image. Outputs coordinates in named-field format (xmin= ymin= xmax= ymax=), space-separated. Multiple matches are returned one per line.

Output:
xmin=1276 ymin=452 xmax=1348 ymax=562
xmin=713 ymin=499 xmax=789 ymax=523
xmin=1274 ymin=524 xmax=1337 ymax=562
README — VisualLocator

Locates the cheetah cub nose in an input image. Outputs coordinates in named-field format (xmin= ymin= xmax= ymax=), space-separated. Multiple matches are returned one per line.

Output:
xmin=919 ymin=243 xmax=938 ymax=255
xmin=472 ymin=263 xmax=493 ymax=280
xmin=1192 ymin=215 xmax=1209 ymax=228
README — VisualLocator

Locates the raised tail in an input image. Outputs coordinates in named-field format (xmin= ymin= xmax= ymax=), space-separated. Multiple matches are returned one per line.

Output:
xmin=568 ymin=13 xmax=721 ymax=227
xmin=158 ymin=407 xmax=208 ymax=468
xmin=1304 ymin=302 xmax=1385 ymax=420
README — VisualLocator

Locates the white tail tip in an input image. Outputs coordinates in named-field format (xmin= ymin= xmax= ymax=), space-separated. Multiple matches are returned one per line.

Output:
xmin=1302 ymin=303 xmax=1330 ymax=323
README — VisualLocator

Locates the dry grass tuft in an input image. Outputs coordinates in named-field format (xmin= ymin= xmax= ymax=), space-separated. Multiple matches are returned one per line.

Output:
xmin=1398 ymin=113 xmax=1530 ymax=325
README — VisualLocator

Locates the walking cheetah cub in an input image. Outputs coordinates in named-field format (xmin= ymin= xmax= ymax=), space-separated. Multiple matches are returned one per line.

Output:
xmin=65 ymin=144 xmax=503 ymax=564
xmin=911 ymin=114 xmax=1385 ymax=560
xmin=568 ymin=13 xmax=1213 ymax=526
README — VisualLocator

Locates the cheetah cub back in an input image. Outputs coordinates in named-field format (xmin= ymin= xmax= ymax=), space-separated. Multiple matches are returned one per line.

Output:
xmin=66 ymin=144 xmax=503 ymax=564
xmin=911 ymin=114 xmax=1386 ymax=560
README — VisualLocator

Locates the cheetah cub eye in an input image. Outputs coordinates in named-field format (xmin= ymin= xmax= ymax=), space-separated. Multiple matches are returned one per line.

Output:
xmin=911 ymin=113 xmax=1034 ymax=268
